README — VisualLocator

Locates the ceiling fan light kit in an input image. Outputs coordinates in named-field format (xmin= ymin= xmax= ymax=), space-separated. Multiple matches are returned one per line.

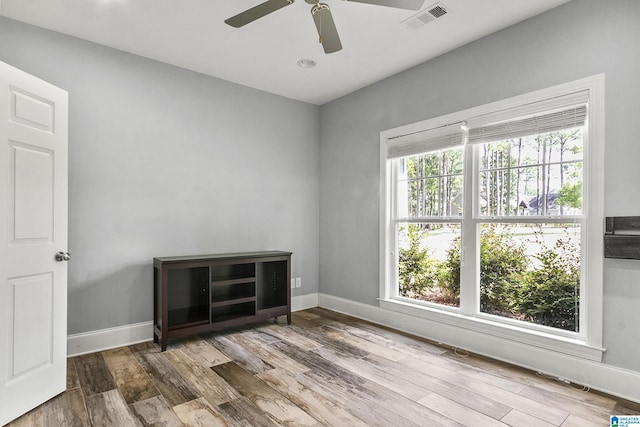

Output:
xmin=225 ymin=0 xmax=426 ymax=54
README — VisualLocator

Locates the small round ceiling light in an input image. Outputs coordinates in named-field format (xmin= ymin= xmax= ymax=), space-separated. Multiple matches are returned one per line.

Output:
xmin=297 ymin=59 xmax=317 ymax=69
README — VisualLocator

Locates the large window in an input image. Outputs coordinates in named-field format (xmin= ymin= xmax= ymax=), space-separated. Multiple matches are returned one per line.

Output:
xmin=381 ymin=77 xmax=604 ymax=356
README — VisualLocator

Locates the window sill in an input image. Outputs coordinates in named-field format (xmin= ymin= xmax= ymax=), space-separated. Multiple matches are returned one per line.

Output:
xmin=379 ymin=298 xmax=605 ymax=362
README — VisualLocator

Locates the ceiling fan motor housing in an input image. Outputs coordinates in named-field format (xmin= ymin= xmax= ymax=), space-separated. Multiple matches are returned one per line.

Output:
xmin=311 ymin=2 xmax=330 ymax=15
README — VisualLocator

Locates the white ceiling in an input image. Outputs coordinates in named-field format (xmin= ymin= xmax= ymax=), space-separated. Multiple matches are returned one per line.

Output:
xmin=0 ymin=0 xmax=571 ymax=105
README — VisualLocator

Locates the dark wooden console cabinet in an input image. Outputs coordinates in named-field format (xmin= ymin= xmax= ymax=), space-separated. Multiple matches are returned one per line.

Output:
xmin=153 ymin=251 xmax=291 ymax=351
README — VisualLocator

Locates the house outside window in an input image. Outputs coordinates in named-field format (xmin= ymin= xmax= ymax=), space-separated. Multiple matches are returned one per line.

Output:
xmin=380 ymin=76 xmax=605 ymax=359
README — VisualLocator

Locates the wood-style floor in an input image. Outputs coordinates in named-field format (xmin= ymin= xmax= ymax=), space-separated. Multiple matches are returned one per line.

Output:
xmin=7 ymin=308 xmax=639 ymax=427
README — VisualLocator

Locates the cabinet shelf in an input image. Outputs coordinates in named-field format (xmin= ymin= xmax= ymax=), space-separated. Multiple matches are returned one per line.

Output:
xmin=211 ymin=301 xmax=256 ymax=323
xmin=211 ymin=277 xmax=256 ymax=286
xmin=211 ymin=263 xmax=255 ymax=283
xmin=154 ymin=251 xmax=291 ymax=351
xmin=211 ymin=296 xmax=256 ymax=308
xmin=211 ymin=281 xmax=255 ymax=302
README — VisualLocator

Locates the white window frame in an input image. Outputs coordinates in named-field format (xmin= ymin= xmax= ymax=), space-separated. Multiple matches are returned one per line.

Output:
xmin=379 ymin=75 xmax=605 ymax=361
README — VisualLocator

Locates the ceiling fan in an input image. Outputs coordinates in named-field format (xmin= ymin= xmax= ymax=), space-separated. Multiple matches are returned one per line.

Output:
xmin=225 ymin=0 xmax=426 ymax=54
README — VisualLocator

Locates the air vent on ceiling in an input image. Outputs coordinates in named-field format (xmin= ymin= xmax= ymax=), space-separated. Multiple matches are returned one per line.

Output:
xmin=401 ymin=2 xmax=449 ymax=30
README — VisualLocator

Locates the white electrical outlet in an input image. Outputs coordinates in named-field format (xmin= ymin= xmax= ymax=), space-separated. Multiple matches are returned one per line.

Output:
xmin=295 ymin=277 xmax=301 ymax=288
xmin=291 ymin=279 xmax=296 ymax=289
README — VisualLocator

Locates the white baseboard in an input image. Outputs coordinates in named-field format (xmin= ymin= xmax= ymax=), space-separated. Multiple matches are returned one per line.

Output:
xmin=67 ymin=294 xmax=321 ymax=357
xmin=318 ymin=293 xmax=640 ymax=404
xmin=292 ymin=292 xmax=319 ymax=312
xmin=67 ymin=321 xmax=154 ymax=357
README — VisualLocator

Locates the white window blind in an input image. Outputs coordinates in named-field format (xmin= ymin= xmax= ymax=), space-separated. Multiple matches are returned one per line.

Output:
xmin=467 ymin=90 xmax=588 ymax=144
xmin=387 ymin=122 xmax=465 ymax=159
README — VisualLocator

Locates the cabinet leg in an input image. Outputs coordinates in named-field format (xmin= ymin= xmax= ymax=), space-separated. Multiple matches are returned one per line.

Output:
xmin=287 ymin=312 xmax=292 ymax=325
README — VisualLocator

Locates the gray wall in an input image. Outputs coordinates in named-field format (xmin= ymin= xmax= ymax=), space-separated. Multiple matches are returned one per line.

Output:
xmin=2 ymin=0 xmax=639 ymax=376
xmin=0 ymin=17 xmax=320 ymax=334
xmin=319 ymin=0 xmax=640 ymax=372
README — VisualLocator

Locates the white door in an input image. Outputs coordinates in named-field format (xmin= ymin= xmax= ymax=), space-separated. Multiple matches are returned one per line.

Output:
xmin=0 ymin=60 xmax=68 ymax=425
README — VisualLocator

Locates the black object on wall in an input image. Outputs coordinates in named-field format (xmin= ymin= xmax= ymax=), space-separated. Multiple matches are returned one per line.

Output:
xmin=604 ymin=217 xmax=640 ymax=260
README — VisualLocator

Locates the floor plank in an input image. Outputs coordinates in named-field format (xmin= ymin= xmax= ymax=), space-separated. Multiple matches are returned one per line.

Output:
xmin=500 ymin=409 xmax=556 ymax=427
xmin=613 ymin=400 xmax=640 ymax=415
xmin=304 ymin=307 xmax=447 ymax=355
xmin=255 ymin=323 xmax=322 ymax=351
xmin=164 ymin=349 xmax=239 ymax=406
xmin=257 ymin=368 xmax=370 ymax=427
xmin=314 ymin=323 xmax=408 ymax=361
xmin=290 ymin=312 xmax=323 ymax=329
xmin=560 ymin=414 xmax=605 ymax=427
xmin=443 ymin=350 xmax=619 ymax=410
xmin=129 ymin=341 xmax=159 ymax=354
xmin=179 ymin=335 xmax=232 ymax=368
xmin=287 ymin=324 xmax=371 ymax=359
xmin=229 ymin=330 xmax=311 ymax=375
xmin=270 ymin=339 xmax=367 ymax=389
xmin=396 ymin=353 xmax=568 ymax=425
xmin=103 ymin=346 xmax=160 ymax=404
xmin=363 ymin=352 xmax=512 ymax=420
xmin=518 ymin=384 xmax=612 ymax=421
xmin=297 ymin=369 xmax=421 ymax=427
xmin=357 ymin=379 xmax=466 ymax=427
xmin=74 ymin=352 xmax=117 ymax=396
xmin=301 ymin=367 xmax=463 ymax=427
xmin=130 ymin=395 xmax=183 ymax=427
xmin=418 ymin=393 xmax=507 ymax=427
xmin=216 ymin=397 xmax=280 ymax=427
xmin=134 ymin=351 xmax=200 ymax=407
xmin=212 ymin=362 xmax=320 ymax=426
xmin=310 ymin=344 xmax=431 ymax=401
xmin=85 ymin=389 xmax=140 ymax=426
xmin=404 ymin=352 xmax=527 ymax=394
xmin=66 ymin=357 xmax=80 ymax=391
xmin=172 ymin=397 xmax=228 ymax=427
xmin=41 ymin=388 xmax=90 ymax=427
xmin=203 ymin=334 xmax=274 ymax=375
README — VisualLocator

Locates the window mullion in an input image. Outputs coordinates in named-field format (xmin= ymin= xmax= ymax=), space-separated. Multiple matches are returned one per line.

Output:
xmin=459 ymin=143 xmax=478 ymax=315
xmin=389 ymin=160 xmax=399 ymax=299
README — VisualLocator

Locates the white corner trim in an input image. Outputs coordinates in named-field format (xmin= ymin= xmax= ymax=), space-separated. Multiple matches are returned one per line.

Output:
xmin=67 ymin=293 xmax=320 ymax=357
xmin=318 ymin=292 xmax=640 ymax=404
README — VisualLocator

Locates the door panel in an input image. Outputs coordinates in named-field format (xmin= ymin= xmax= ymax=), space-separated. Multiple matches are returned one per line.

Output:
xmin=8 ymin=273 xmax=54 ymax=381
xmin=0 ymin=60 xmax=68 ymax=425
xmin=10 ymin=86 xmax=55 ymax=132
xmin=11 ymin=143 xmax=54 ymax=241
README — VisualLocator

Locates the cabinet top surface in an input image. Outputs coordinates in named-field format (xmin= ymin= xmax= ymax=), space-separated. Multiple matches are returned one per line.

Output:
xmin=154 ymin=250 xmax=292 ymax=264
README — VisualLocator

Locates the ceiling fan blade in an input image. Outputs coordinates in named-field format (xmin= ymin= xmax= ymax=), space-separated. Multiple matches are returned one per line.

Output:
xmin=311 ymin=3 xmax=342 ymax=54
xmin=225 ymin=0 xmax=294 ymax=28
xmin=344 ymin=0 xmax=425 ymax=11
